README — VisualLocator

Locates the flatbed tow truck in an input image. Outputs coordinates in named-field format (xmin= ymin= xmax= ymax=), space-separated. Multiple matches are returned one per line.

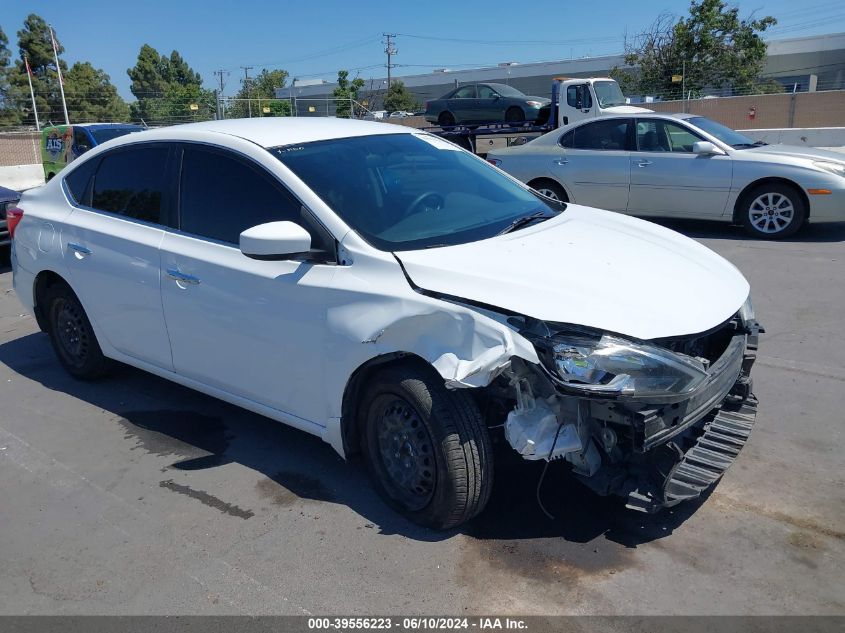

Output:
xmin=428 ymin=77 xmax=651 ymax=155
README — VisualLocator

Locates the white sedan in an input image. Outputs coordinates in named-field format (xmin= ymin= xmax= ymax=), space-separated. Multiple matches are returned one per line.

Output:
xmin=487 ymin=113 xmax=845 ymax=239
xmin=10 ymin=118 xmax=761 ymax=528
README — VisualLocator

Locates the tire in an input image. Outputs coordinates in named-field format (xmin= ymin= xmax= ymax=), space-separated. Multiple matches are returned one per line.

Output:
xmin=359 ymin=361 xmax=493 ymax=530
xmin=529 ymin=179 xmax=568 ymax=203
xmin=740 ymin=183 xmax=806 ymax=239
xmin=438 ymin=111 xmax=456 ymax=127
xmin=505 ymin=107 xmax=525 ymax=125
xmin=44 ymin=282 xmax=112 ymax=380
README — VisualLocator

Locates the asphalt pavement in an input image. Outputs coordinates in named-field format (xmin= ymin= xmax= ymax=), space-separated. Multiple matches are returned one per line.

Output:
xmin=0 ymin=219 xmax=843 ymax=615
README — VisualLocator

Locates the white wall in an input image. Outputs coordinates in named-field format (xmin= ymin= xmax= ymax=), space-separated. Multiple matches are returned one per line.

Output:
xmin=0 ymin=164 xmax=44 ymax=191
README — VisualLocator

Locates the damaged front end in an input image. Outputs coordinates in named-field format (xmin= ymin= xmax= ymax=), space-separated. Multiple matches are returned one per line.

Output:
xmin=495 ymin=304 xmax=763 ymax=513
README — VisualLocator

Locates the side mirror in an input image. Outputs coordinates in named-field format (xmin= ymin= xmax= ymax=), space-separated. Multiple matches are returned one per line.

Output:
xmin=693 ymin=141 xmax=724 ymax=156
xmin=239 ymin=221 xmax=311 ymax=260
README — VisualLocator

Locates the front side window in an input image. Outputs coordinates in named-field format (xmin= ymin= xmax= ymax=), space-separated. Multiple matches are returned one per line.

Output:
xmin=91 ymin=146 xmax=168 ymax=223
xmin=566 ymin=119 xmax=630 ymax=151
xmin=273 ymin=133 xmax=561 ymax=251
xmin=73 ymin=128 xmax=92 ymax=153
xmin=179 ymin=147 xmax=302 ymax=245
xmin=566 ymin=85 xmax=592 ymax=109
xmin=636 ymin=120 xmax=703 ymax=152
xmin=477 ymin=85 xmax=499 ymax=99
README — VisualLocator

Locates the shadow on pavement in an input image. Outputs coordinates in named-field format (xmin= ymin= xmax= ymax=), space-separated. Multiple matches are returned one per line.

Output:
xmin=647 ymin=217 xmax=845 ymax=243
xmin=0 ymin=331 xmax=706 ymax=550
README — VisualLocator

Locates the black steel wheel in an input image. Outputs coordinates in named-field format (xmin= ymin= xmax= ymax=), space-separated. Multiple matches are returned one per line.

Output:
xmin=44 ymin=282 xmax=111 ymax=380
xmin=360 ymin=361 xmax=493 ymax=529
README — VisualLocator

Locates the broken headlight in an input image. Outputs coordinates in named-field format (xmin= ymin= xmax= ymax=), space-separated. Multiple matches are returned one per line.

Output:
xmin=547 ymin=333 xmax=708 ymax=398
xmin=739 ymin=295 xmax=754 ymax=324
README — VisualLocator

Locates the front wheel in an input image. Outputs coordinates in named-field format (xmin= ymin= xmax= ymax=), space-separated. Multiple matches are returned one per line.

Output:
xmin=741 ymin=183 xmax=806 ymax=239
xmin=505 ymin=107 xmax=525 ymax=126
xmin=360 ymin=361 xmax=493 ymax=529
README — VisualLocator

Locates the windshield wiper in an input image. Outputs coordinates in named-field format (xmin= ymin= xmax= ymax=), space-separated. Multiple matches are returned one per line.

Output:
xmin=731 ymin=142 xmax=759 ymax=149
xmin=496 ymin=210 xmax=553 ymax=236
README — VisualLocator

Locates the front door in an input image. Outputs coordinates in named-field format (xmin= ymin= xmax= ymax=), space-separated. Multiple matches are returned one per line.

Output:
xmin=159 ymin=145 xmax=334 ymax=426
xmin=627 ymin=119 xmax=733 ymax=217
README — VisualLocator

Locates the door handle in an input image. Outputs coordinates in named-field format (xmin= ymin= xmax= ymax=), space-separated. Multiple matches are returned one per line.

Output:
xmin=553 ymin=158 xmax=569 ymax=166
xmin=68 ymin=242 xmax=92 ymax=258
xmin=166 ymin=268 xmax=201 ymax=285
xmin=637 ymin=159 xmax=653 ymax=167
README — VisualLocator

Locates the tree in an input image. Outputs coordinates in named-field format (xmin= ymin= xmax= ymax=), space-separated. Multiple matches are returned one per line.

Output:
xmin=229 ymin=68 xmax=290 ymax=118
xmin=127 ymin=44 xmax=208 ymax=123
xmin=64 ymin=62 xmax=129 ymax=122
xmin=333 ymin=69 xmax=364 ymax=118
xmin=383 ymin=80 xmax=419 ymax=113
xmin=11 ymin=13 xmax=68 ymax=125
xmin=0 ymin=25 xmax=20 ymax=124
xmin=613 ymin=0 xmax=776 ymax=98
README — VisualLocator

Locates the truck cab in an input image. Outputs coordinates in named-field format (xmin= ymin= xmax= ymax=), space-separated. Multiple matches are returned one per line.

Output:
xmin=555 ymin=77 xmax=651 ymax=127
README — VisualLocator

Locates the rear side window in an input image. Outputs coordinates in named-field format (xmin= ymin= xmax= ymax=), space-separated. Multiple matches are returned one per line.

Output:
xmin=179 ymin=147 xmax=302 ymax=245
xmin=64 ymin=158 xmax=99 ymax=206
xmin=566 ymin=119 xmax=630 ymax=151
xmin=91 ymin=146 xmax=169 ymax=223
xmin=452 ymin=86 xmax=476 ymax=99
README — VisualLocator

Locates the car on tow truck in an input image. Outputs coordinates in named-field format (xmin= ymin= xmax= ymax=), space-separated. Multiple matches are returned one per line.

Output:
xmin=9 ymin=118 xmax=761 ymax=528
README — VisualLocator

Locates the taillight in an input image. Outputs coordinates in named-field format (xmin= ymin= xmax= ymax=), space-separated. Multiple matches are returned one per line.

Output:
xmin=6 ymin=207 xmax=23 ymax=239
xmin=487 ymin=158 xmax=502 ymax=167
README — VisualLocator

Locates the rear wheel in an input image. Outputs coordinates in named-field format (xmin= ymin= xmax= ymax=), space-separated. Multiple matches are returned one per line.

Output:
xmin=438 ymin=111 xmax=456 ymax=127
xmin=360 ymin=361 xmax=493 ymax=529
xmin=529 ymin=179 xmax=568 ymax=202
xmin=44 ymin=283 xmax=112 ymax=380
xmin=741 ymin=183 xmax=806 ymax=239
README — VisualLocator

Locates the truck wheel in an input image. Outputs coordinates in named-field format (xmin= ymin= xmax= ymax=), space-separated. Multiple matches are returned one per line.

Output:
xmin=360 ymin=361 xmax=493 ymax=530
xmin=44 ymin=282 xmax=112 ymax=380
xmin=438 ymin=111 xmax=456 ymax=127
xmin=741 ymin=183 xmax=806 ymax=239
xmin=505 ymin=107 xmax=525 ymax=125
xmin=529 ymin=179 xmax=568 ymax=202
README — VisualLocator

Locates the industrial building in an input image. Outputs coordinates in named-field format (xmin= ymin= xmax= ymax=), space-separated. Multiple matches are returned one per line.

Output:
xmin=275 ymin=32 xmax=845 ymax=108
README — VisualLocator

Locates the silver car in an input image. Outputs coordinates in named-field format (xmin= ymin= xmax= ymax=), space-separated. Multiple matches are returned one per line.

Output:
xmin=487 ymin=113 xmax=845 ymax=239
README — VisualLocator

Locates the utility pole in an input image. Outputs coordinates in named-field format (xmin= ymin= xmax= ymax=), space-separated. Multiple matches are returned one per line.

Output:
xmin=213 ymin=69 xmax=228 ymax=120
xmin=682 ymin=59 xmax=686 ymax=112
xmin=383 ymin=34 xmax=397 ymax=89
xmin=241 ymin=66 xmax=253 ymax=117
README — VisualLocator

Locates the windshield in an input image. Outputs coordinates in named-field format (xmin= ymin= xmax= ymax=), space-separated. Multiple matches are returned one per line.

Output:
xmin=593 ymin=81 xmax=626 ymax=108
xmin=273 ymin=133 xmax=560 ymax=251
xmin=89 ymin=126 xmax=144 ymax=144
xmin=488 ymin=84 xmax=525 ymax=97
xmin=687 ymin=117 xmax=757 ymax=148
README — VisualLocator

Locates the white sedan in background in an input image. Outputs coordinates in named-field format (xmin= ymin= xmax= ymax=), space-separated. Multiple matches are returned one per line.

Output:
xmin=10 ymin=118 xmax=761 ymax=528
xmin=487 ymin=113 xmax=845 ymax=239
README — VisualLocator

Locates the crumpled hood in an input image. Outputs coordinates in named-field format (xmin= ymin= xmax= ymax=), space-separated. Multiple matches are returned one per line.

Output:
xmin=395 ymin=205 xmax=749 ymax=340
xmin=743 ymin=143 xmax=845 ymax=163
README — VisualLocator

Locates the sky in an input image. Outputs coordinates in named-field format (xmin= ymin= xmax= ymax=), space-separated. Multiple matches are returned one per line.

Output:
xmin=3 ymin=0 xmax=845 ymax=100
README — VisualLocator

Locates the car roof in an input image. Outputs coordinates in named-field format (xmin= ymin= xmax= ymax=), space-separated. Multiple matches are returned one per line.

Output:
xmin=113 ymin=117 xmax=414 ymax=149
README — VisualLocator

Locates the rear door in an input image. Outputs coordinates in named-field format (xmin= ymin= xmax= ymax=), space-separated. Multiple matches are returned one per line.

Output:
xmin=627 ymin=118 xmax=733 ymax=218
xmin=552 ymin=118 xmax=632 ymax=212
xmin=61 ymin=143 xmax=175 ymax=369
